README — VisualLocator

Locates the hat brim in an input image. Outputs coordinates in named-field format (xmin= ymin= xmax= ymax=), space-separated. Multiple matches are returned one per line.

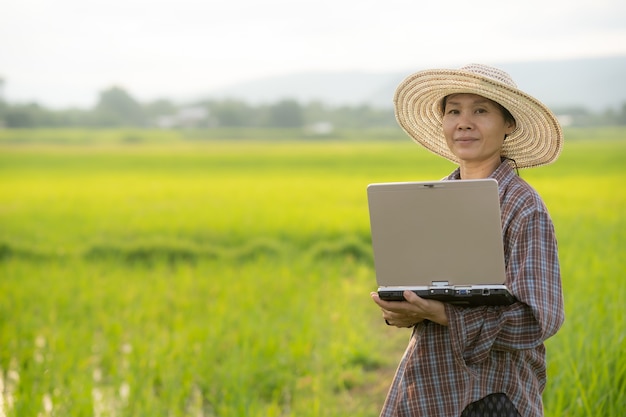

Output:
xmin=394 ymin=69 xmax=563 ymax=168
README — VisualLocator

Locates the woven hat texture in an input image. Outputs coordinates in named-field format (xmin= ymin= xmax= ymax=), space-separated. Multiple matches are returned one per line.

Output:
xmin=394 ymin=64 xmax=563 ymax=168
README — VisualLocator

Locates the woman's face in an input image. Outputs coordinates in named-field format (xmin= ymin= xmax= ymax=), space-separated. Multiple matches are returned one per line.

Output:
xmin=442 ymin=93 xmax=516 ymax=166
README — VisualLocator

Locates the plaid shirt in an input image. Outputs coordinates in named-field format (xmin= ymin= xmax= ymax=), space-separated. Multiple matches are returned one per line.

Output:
xmin=379 ymin=162 xmax=565 ymax=417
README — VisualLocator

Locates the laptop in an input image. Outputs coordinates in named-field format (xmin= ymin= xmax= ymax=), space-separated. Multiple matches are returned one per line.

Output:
xmin=367 ymin=178 xmax=515 ymax=306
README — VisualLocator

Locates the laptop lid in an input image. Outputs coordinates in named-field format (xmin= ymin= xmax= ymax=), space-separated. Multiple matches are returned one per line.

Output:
xmin=367 ymin=179 xmax=513 ymax=306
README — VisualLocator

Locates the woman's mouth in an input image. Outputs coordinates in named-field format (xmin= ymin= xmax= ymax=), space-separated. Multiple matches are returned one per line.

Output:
xmin=454 ymin=137 xmax=478 ymax=144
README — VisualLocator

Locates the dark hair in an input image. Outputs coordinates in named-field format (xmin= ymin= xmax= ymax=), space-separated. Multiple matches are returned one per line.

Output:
xmin=440 ymin=95 xmax=516 ymax=126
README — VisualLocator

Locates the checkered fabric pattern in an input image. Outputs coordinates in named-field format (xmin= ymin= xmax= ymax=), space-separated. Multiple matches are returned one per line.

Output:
xmin=378 ymin=162 xmax=564 ymax=417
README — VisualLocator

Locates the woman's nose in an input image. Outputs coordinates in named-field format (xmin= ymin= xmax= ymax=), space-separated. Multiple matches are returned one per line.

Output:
xmin=457 ymin=114 xmax=473 ymax=129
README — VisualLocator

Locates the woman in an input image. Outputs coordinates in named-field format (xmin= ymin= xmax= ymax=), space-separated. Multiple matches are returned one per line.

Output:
xmin=370 ymin=64 xmax=565 ymax=417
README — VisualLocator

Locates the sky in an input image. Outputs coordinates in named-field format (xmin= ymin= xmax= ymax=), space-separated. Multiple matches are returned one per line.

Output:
xmin=2 ymin=0 xmax=626 ymax=109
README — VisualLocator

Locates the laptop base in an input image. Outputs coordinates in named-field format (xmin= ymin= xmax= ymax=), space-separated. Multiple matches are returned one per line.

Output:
xmin=378 ymin=288 xmax=516 ymax=306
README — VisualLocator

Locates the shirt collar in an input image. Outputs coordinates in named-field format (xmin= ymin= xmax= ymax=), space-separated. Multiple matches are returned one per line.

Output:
xmin=446 ymin=160 xmax=517 ymax=186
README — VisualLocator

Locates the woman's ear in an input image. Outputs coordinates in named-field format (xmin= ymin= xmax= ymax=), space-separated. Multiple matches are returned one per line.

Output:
xmin=505 ymin=120 xmax=516 ymax=136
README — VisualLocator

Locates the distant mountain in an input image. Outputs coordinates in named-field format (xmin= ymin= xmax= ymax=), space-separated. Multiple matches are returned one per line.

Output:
xmin=201 ymin=55 xmax=626 ymax=113
xmin=486 ymin=57 xmax=626 ymax=112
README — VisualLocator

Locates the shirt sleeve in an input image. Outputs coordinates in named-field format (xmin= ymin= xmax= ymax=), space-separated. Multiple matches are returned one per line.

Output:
xmin=444 ymin=208 xmax=565 ymax=366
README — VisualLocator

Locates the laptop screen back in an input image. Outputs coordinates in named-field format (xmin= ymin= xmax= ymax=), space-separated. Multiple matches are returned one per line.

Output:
xmin=367 ymin=179 xmax=506 ymax=288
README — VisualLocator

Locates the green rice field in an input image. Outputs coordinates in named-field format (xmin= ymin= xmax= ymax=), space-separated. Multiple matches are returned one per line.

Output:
xmin=1 ymin=128 xmax=625 ymax=416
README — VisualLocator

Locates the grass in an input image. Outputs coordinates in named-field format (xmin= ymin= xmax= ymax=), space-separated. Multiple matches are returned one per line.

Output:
xmin=0 ymin=127 xmax=625 ymax=416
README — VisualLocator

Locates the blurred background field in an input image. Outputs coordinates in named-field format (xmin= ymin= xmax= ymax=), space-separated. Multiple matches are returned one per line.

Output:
xmin=1 ymin=128 xmax=625 ymax=416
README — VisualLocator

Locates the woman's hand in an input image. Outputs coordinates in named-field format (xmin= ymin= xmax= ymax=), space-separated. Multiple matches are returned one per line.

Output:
xmin=370 ymin=290 xmax=449 ymax=327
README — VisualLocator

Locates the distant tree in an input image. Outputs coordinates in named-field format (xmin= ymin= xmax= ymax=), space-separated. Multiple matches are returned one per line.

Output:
xmin=0 ymin=103 xmax=6 ymax=128
xmin=3 ymin=102 xmax=60 ymax=127
xmin=618 ymin=102 xmax=626 ymax=125
xmin=303 ymin=101 xmax=329 ymax=125
xmin=143 ymin=99 xmax=178 ymax=119
xmin=350 ymin=104 xmax=395 ymax=128
xmin=3 ymin=106 xmax=32 ymax=127
xmin=93 ymin=86 xmax=145 ymax=126
xmin=269 ymin=99 xmax=303 ymax=128
xmin=55 ymin=108 xmax=93 ymax=126
xmin=210 ymin=100 xmax=252 ymax=127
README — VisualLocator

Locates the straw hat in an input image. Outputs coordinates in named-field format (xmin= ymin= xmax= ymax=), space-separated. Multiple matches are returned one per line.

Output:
xmin=394 ymin=64 xmax=563 ymax=168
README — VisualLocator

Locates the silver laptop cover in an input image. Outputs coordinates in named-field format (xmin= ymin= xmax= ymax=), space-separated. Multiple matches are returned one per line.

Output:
xmin=367 ymin=179 xmax=514 ymax=306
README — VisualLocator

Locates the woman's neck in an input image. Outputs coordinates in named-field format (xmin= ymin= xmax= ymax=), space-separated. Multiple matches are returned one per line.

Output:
xmin=458 ymin=155 xmax=502 ymax=179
